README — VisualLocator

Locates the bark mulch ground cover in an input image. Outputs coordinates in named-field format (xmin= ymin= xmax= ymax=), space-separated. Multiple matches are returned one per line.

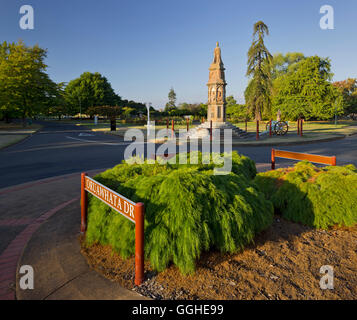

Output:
xmin=80 ymin=216 xmax=357 ymax=300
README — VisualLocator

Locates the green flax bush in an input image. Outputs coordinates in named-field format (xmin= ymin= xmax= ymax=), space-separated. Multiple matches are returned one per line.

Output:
xmin=254 ymin=161 xmax=357 ymax=229
xmin=85 ymin=151 xmax=273 ymax=274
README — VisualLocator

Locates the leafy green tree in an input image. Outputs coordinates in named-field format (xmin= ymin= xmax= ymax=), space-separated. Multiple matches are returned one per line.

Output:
xmin=87 ymin=105 xmax=121 ymax=131
xmin=271 ymin=52 xmax=306 ymax=80
xmin=121 ymin=100 xmax=146 ymax=116
xmin=87 ymin=105 xmax=121 ymax=118
xmin=121 ymin=106 xmax=135 ymax=119
xmin=64 ymin=72 xmax=121 ymax=116
xmin=165 ymin=87 xmax=177 ymax=112
xmin=333 ymin=78 xmax=357 ymax=114
xmin=177 ymin=103 xmax=206 ymax=117
xmin=178 ymin=102 xmax=189 ymax=112
xmin=272 ymin=56 xmax=343 ymax=120
xmin=0 ymin=41 xmax=57 ymax=124
xmin=245 ymin=21 xmax=273 ymax=120
xmin=226 ymin=95 xmax=249 ymax=121
xmin=45 ymin=82 xmax=67 ymax=120
xmin=197 ymin=103 xmax=208 ymax=117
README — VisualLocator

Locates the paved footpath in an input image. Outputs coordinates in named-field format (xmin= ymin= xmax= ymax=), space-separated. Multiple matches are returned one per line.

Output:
xmin=0 ymin=170 xmax=147 ymax=300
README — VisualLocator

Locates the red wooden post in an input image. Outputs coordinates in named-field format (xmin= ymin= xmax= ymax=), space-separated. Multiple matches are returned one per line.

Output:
xmin=80 ymin=173 xmax=88 ymax=234
xmin=166 ymin=118 xmax=169 ymax=130
xmin=210 ymin=120 xmax=212 ymax=141
xmin=297 ymin=119 xmax=300 ymax=135
xmin=186 ymin=118 xmax=189 ymax=132
xmin=256 ymin=120 xmax=259 ymax=140
xmin=271 ymin=149 xmax=276 ymax=170
xmin=171 ymin=119 xmax=174 ymax=139
xmin=332 ymin=156 xmax=336 ymax=166
xmin=269 ymin=120 xmax=272 ymax=137
xmin=135 ymin=203 xmax=145 ymax=286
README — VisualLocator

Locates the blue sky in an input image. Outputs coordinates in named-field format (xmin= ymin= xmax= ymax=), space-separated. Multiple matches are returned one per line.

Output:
xmin=1 ymin=0 xmax=356 ymax=109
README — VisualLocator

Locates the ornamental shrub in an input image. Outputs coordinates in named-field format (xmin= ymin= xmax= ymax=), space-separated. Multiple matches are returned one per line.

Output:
xmin=85 ymin=151 xmax=273 ymax=274
xmin=254 ymin=161 xmax=357 ymax=229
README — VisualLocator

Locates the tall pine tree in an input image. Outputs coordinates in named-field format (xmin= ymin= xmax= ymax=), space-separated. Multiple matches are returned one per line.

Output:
xmin=245 ymin=21 xmax=273 ymax=120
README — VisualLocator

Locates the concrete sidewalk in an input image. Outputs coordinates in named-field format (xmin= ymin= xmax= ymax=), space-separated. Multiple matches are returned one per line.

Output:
xmin=0 ymin=171 xmax=147 ymax=300
xmin=16 ymin=199 xmax=146 ymax=300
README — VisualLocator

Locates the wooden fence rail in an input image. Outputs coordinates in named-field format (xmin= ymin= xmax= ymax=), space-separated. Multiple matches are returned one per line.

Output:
xmin=271 ymin=148 xmax=336 ymax=170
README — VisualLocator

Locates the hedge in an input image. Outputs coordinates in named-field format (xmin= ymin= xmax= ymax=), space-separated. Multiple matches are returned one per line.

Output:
xmin=254 ymin=161 xmax=357 ymax=229
xmin=84 ymin=151 xmax=273 ymax=274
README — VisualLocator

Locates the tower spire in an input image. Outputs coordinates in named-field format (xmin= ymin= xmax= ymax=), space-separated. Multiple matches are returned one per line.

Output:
xmin=207 ymin=42 xmax=227 ymax=123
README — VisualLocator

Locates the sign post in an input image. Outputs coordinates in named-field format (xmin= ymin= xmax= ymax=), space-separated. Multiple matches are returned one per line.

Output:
xmin=271 ymin=149 xmax=276 ymax=170
xmin=80 ymin=173 xmax=88 ymax=233
xmin=80 ymin=174 xmax=145 ymax=285
xmin=135 ymin=203 xmax=144 ymax=286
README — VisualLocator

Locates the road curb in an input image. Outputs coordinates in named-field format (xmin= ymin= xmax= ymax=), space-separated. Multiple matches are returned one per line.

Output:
xmin=0 ymin=168 xmax=107 ymax=196
xmin=0 ymin=126 xmax=43 ymax=151
xmin=89 ymin=127 xmax=352 ymax=147
xmin=230 ymin=135 xmax=347 ymax=147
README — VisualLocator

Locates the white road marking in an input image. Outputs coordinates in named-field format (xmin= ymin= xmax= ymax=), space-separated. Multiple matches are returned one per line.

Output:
xmin=66 ymin=136 xmax=131 ymax=146
xmin=79 ymin=133 xmax=94 ymax=137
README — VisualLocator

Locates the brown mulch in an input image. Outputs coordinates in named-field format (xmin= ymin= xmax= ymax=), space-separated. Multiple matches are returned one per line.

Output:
xmin=80 ymin=217 xmax=357 ymax=300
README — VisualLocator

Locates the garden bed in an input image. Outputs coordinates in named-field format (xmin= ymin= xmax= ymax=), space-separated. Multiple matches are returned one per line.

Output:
xmin=80 ymin=217 xmax=357 ymax=300
xmin=80 ymin=155 xmax=357 ymax=300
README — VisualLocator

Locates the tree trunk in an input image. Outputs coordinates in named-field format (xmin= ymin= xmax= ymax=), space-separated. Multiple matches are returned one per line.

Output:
xmin=4 ymin=113 xmax=11 ymax=123
xmin=255 ymin=106 xmax=262 ymax=121
xmin=110 ymin=117 xmax=116 ymax=131
xmin=22 ymin=114 xmax=27 ymax=128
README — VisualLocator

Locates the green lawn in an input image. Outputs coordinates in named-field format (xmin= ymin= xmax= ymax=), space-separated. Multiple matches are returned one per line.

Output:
xmin=0 ymin=134 xmax=28 ymax=149
xmin=0 ymin=122 xmax=42 ymax=131
xmin=231 ymin=120 xmax=357 ymax=134
xmin=54 ymin=119 xmax=357 ymax=143
xmin=227 ymin=120 xmax=357 ymax=145
xmin=0 ymin=121 xmax=42 ymax=149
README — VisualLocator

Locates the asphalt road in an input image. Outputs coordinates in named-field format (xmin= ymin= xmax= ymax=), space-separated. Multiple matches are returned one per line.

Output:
xmin=0 ymin=121 xmax=356 ymax=189
xmin=0 ymin=121 xmax=133 ymax=188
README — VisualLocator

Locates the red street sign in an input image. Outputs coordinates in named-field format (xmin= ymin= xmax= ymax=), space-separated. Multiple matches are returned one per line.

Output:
xmin=84 ymin=176 xmax=136 ymax=223
xmin=81 ymin=173 xmax=145 ymax=285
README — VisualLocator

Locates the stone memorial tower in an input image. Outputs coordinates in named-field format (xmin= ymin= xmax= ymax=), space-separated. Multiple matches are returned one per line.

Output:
xmin=185 ymin=42 xmax=248 ymax=139
xmin=207 ymin=42 xmax=227 ymax=123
